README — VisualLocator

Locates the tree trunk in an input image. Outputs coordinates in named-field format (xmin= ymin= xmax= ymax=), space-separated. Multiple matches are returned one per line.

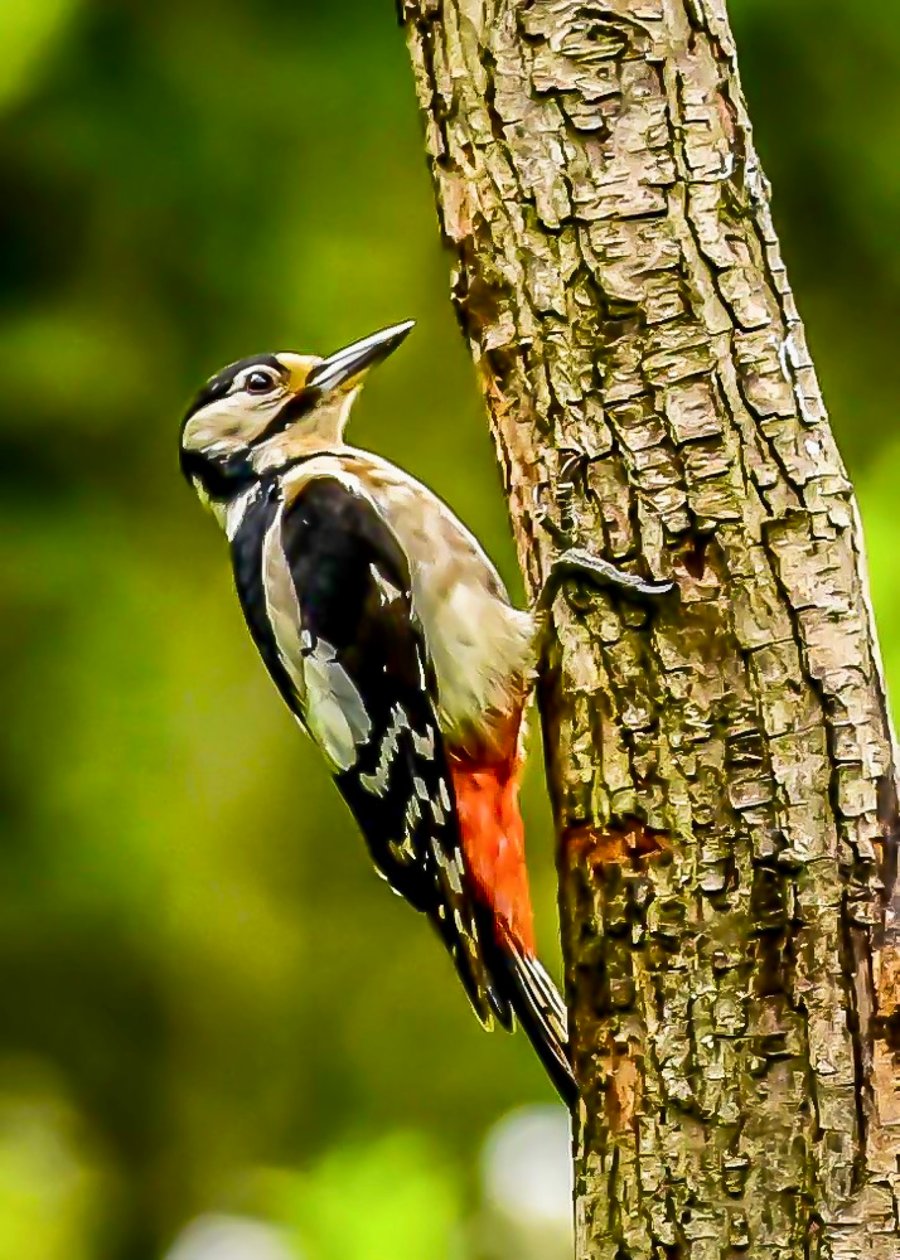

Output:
xmin=399 ymin=1 xmax=900 ymax=1257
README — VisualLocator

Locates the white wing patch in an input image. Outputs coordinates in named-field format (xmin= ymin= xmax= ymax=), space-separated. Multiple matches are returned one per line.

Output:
xmin=302 ymin=639 xmax=372 ymax=771
xmin=261 ymin=504 xmax=371 ymax=773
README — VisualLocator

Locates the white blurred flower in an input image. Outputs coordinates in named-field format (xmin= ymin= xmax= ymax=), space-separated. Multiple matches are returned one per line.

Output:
xmin=481 ymin=1105 xmax=572 ymax=1224
xmin=164 ymin=1214 xmax=298 ymax=1260
xmin=477 ymin=1105 xmax=573 ymax=1260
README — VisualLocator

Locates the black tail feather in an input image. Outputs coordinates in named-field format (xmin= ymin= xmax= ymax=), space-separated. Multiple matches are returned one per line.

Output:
xmin=492 ymin=933 xmax=578 ymax=1108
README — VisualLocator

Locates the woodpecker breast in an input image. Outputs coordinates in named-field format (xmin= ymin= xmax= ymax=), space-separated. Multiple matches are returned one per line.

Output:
xmin=278 ymin=451 xmax=536 ymax=758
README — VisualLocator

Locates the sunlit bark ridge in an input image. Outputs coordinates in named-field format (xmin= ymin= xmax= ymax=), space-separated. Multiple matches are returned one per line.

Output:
xmin=400 ymin=1 xmax=900 ymax=1256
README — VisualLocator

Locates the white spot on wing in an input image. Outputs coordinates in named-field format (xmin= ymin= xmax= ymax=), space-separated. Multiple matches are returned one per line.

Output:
xmin=359 ymin=705 xmax=406 ymax=797
xmin=405 ymin=796 xmax=422 ymax=831
xmin=412 ymin=727 xmax=435 ymax=759
xmin=388 ymin=836 xmax=416 ymax=865
xmin=445 ymin=856 xmax=463 ymax=895
xmin=431 ymin=836 xmax=463 ymax=894
xmin=370 ymin=564 xmax=402 ymax=607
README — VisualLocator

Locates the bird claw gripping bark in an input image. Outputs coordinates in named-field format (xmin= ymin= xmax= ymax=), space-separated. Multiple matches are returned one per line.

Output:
xmin=535 ymin=511 xmax=675 ymax=612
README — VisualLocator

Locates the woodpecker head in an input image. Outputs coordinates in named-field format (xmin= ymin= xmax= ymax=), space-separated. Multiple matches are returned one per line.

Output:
xmin=180 ymin=320 xmax=414 ymax=507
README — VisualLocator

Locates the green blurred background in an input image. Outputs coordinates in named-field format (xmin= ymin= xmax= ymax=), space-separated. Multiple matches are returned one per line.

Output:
xmin=1 ymin=2 xmax=898 ymax=1258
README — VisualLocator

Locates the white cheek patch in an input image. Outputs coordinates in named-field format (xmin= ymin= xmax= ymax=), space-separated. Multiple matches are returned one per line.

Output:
xmin=183 ymin=393 xmax=282 ymax=453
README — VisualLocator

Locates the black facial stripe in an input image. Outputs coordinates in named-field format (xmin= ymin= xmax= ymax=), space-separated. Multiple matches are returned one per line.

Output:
xmin=182 ymin=353 xmax=284 ymax=426
xmin=249 ymin=388 xmax=319 ymax=448
xmin=180 ymin=446 xmax=256 ymax=500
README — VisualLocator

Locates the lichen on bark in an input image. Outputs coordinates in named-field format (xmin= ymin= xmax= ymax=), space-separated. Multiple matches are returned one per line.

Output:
xmin=399 ymin=1 xmax=900 ymax=1256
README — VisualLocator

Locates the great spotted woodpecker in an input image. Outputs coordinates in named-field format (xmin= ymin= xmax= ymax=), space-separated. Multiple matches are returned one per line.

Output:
xmin=180 ymin=321 xmax=673 ymax=1104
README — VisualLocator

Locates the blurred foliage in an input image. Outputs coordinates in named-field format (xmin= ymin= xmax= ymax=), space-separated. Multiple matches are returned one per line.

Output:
xmin=0 ymin=1 xmax=898 ymax=1257
xmin=255 ymin=1133 xmax=459 ymax=1260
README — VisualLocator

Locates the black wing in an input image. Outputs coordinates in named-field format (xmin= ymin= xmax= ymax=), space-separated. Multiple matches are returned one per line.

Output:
xmin=231 ymin=473 xmax=510 ymax=1028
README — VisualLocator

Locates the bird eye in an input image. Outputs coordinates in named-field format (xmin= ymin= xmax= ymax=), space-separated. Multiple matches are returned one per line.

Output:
xmin=244 ymin=369 xmax=278 ymax=394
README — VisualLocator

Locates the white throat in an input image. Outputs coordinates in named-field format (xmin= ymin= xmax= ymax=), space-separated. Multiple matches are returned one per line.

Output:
xmin=250 ymin=389 xmax=360 ymax=476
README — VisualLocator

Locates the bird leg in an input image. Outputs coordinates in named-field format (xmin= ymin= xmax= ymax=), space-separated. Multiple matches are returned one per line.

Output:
xmin=534 ymin=511 xmax=675 ymax=613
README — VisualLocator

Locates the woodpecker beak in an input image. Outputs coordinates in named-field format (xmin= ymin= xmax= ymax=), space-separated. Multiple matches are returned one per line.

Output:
xmin=306 ymin=320 xmax=415 ymax=395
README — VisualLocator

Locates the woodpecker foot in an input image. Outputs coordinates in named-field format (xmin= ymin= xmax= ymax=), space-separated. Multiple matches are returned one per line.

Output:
xmin=534 ymin=508 xmax=675 ymax=612
xmin=538 ymin=547 xmax=674 ymax=611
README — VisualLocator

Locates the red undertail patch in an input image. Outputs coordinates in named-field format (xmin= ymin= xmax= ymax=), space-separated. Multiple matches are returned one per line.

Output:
xmin=448 ymin=753 xmax=536 ymax=955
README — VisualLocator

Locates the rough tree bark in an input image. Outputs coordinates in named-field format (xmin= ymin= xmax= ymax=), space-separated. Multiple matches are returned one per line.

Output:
xmin=398 ymin=2 xmax=900 ymax=1257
